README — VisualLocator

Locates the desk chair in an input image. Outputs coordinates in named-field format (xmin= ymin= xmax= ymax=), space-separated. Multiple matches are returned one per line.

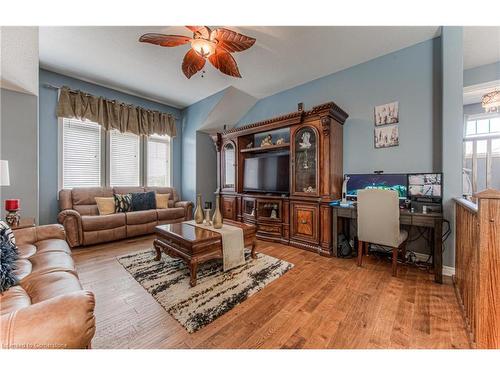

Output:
xmin=357 ymin=189 xmax=408 ymax=276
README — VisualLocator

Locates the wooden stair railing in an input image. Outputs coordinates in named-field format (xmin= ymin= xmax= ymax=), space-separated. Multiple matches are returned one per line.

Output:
xmin=454 ymin=189 xmax=500 ymax=349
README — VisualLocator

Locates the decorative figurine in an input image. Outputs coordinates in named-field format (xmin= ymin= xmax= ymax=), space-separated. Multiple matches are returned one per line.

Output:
xmin=303 ymin=186 xmax=315 ymax=193
xmin=246 ymin=141 xmax=253 ymax=149
xmin=299 ymin=131 xmax=312 ymax=149
xmin=276 ymin=137 xmax=285 ymax=145
xmin=260 ymin=134 xmax=273 ymax=147
xmin=270 ymin=205 xmax=278 ymax=219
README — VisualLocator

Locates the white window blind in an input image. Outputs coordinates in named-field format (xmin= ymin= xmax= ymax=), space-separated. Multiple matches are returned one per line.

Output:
xmin=62 ymin=118 xmax=102 ymax=188
xmin=110 ymin=130 xmax=140 ymax=186
xmin=147 ymin=135 xmax=170 ymax=187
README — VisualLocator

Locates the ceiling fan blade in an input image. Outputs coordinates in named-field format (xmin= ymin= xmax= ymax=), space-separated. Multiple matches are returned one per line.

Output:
xmin=211 ymin=28 xmax=256 ymax=53
xmin=139 ymin=33 xmax=191 ymax=47
xmin=182 ymin=49 xmax=206 ymax=79
xmin=208 ymin=50 xmax=241 ymax=78
xmin=185 ymin=26 xmax=211 ymax=39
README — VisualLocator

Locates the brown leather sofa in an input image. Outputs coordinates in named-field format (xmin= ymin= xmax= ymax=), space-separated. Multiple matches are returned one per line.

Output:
xmin=58 ymin=186 xmax=193 ymax=247
xmin=0 ymin=224 xmax=96 ymax=349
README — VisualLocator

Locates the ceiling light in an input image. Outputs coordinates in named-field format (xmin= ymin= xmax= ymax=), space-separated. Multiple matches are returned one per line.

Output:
xmin=482 ymin=89 xmax=500 ymax=113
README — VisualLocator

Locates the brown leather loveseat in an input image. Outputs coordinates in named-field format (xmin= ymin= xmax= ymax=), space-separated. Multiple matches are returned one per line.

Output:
xmin=58 ymin=186 xmax=193 ymax=247
xmin=0 ymin=224 xmax=96 ymax=349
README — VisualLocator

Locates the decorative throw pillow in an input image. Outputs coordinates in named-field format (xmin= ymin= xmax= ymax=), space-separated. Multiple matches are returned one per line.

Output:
xmin=95 ymin=197 xmax=116 ymax=215
xmin=155 ymin=193 xmax=170 ymax=209
xmin=0 ymin=219 xmax=16 ymax=249
xmin=131 ymin=191 xmax=157 ymax=211
xmin=114 ymin=193 xmax=132 ymax=212
xmin=0 ymin=236 xmax=19 ymax=292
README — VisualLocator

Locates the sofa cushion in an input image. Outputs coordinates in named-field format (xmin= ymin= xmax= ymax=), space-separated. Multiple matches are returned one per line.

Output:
xmin=82 ymin=213 xmax=126 ymax=232
xmin=0 ymin=285 xmax=31 ymax=315
xmin=73 ymin=204 xmax=99 ymax=216
xmin=34 ymin=239 xmax=72 ymax=255
xmin=72 ymin=187 xmax=113 ymax=206
xmin=114 ymin=193 xmax=132 ymax=212
xmin=126 ymin=209 xmax=158 ymax=225
xmin=13 ymin=258 xmax=32 ymax=281
xmin=156 ymin=193 xmax=170 ymax=209
xmin=17 ymin=244 xmax=36 ymax=259
xmin=20 ymin=271 xmax=83 ymax=304
xmin=131 ymin=191 xmax=156 ymax=211
xmin=146 ymin=186 xmax=179 ymax=202
xmin=29 ymin=251 xmax=76 ymax=276
xmin=157 ymin=207 xmax=185 ymax=221
xmin=1 ymin=236 xmax=19 ymax=292
xmin=1 ymin=219 xmax=17 ymax=249
xmin=95 ymin=197 xmax=116 ymax=215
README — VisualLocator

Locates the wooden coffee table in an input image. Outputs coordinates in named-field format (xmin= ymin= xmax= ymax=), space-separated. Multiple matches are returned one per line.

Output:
xmin=153 ymin=220 xmax=257 ymax=287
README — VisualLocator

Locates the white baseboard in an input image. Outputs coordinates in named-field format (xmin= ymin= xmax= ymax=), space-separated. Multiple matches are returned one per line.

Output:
xmin=413 ymin=252 xmax=455 ymax=277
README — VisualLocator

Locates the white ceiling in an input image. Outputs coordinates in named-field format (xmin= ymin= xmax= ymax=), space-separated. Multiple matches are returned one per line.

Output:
xmin=0 ymin=26 xmax=39 ymax=96
xmin=40 ymin=26 xmax=442 ymax=108
xmin=463 ymin=26 xmax=500 ymax=70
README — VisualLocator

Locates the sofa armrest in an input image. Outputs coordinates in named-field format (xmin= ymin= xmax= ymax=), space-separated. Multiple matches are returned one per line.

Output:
xmin=14 ymin=224 xmax=67 ymax=246
xmin=57 ymin=209 xmax=83 ymax=247
xmin=175 ymin=200 xmax=194 ymax=220
xmin=0 ymin=290 xmax=96 ymax=349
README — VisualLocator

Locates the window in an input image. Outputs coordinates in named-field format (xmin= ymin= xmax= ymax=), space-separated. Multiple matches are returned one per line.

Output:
xmin=60 ymin=118 xmax=173 ymax=189
xmin=147 ymin=135 xmax=171 ymax=186
xmin=61 ymin=118 xmax=102 ymax=188
xmin=109 ymin=130 xmax=140 ymax=186
xmin=463 ymin=114 xmax=500 ymax=195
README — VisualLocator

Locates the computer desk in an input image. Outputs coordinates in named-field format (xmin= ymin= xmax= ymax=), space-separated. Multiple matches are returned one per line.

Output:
xmin=331 ymin=204 xmax=443 ymax=283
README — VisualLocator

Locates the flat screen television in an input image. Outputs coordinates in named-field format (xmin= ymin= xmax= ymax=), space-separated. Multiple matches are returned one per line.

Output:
xmin=346 ymin=173 xmax=408 ymax=200
xmin=243 ymin=152 xmax=290 ymax=194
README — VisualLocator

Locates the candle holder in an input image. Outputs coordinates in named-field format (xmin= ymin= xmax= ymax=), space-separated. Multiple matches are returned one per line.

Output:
xmin=5 ymin=199 xmax=20 ymax=227
xmin=203 ymin=209 xmax=212 ymax=226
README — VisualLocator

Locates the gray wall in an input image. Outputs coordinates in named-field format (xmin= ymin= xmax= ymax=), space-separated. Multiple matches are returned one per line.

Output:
xmin=464 ymin=61 xmax=500 ymax=87
xmin=181 ymin=89 xmax=225 ymax=205
xmin=441 ymin=27 xmax=464 ymax=267
xmin=237 ymin=38 xmax=442 ymax=176
xmin=38 ymin=69 xmax=182 ymax=224
xmin=0 ymin=88 xmax=38 ymax=221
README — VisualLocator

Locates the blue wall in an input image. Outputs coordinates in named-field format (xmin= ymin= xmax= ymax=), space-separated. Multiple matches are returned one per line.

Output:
xmin=181 ymin=89 xmax=225 ymax=204
xmin=38 ymin=69 xmax=182 ymax=224
xmin=464 ymin=61 xmax=500 ymax=87
xmin=237 ymin=38 xmax=442 ymax=175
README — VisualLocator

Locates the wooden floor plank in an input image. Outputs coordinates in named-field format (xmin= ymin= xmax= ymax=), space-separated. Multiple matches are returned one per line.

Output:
xmin=71 ymin=235 xmax=471 ymax=349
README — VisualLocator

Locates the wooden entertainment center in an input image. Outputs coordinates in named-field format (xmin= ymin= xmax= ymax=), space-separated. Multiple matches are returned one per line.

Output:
xmin=212 ymin=102 xmax=348 ymax=256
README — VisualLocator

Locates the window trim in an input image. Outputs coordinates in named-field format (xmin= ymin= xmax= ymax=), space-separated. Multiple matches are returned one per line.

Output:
xmin=58 ymin=117 xmax=173 ymax=191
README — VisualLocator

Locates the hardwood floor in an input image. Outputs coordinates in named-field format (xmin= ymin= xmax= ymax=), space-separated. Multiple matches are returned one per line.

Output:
xmin=72 ymin=236 xmax=471 ymax=349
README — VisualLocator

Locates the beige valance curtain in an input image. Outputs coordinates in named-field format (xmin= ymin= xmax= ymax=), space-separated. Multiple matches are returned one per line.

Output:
xmin=56 ymin=86 xmax=176 ymax=137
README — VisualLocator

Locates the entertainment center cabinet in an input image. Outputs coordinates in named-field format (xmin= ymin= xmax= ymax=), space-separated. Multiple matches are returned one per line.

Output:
xmin=212 ymin=102 xmax=348 ymax=256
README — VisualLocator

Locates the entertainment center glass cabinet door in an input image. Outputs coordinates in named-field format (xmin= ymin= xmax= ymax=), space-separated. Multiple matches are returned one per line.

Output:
xmin=221 ymin=141 xmax=236 ymax=191
xmin=291 ymin=125 xmax=319 ymax=196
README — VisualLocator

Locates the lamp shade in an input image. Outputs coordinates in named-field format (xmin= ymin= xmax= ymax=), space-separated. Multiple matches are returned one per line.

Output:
xmin=0 ymin=160 xmax=10 ymax=186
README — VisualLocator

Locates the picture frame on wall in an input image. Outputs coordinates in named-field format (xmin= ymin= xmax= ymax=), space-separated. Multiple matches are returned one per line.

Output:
xmin=374 ymin=101 xmax=399 ymax=126
xmin=374 ymin=124 xmax=399 ymax=148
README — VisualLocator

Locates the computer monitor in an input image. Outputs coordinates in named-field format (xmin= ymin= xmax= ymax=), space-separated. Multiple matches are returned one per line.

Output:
xmin=408 ymin=173 xmax=442 ymax=198
xmin=345 ymin=173 xmax=408 ymax=200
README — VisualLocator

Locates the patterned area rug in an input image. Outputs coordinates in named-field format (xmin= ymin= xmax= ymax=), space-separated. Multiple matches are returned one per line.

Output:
xmin=117 ymin=249 xmax=293 ymax=333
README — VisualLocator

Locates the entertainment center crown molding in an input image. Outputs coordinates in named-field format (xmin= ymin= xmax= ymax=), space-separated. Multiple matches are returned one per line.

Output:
xmin=212 ymin=102 xmax=349 ymax=256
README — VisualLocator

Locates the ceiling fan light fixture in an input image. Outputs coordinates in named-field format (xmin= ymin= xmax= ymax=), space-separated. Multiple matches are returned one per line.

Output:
xmin=482 ymin=89 xmax=500 ymax=113
xmin=191 ymin=38 xmax=216 ymax=58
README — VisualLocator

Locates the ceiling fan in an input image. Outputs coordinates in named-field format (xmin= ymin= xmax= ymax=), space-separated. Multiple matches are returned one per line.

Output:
xmin=139 ymin=26 xmax=256 ymax=79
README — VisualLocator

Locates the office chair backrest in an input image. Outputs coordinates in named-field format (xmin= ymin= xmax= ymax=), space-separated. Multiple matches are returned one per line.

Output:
xmin=357 ymin=189 xmax=400 ymax=248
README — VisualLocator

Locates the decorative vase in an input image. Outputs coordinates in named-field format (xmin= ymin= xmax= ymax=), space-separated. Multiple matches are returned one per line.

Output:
xmin=203 ymin=209 xmax=212 ymax=226
xmin=194 ymin=194 xmax=204 ymax=224
xmin=212 ymin=195 xmax=223 ymax=229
